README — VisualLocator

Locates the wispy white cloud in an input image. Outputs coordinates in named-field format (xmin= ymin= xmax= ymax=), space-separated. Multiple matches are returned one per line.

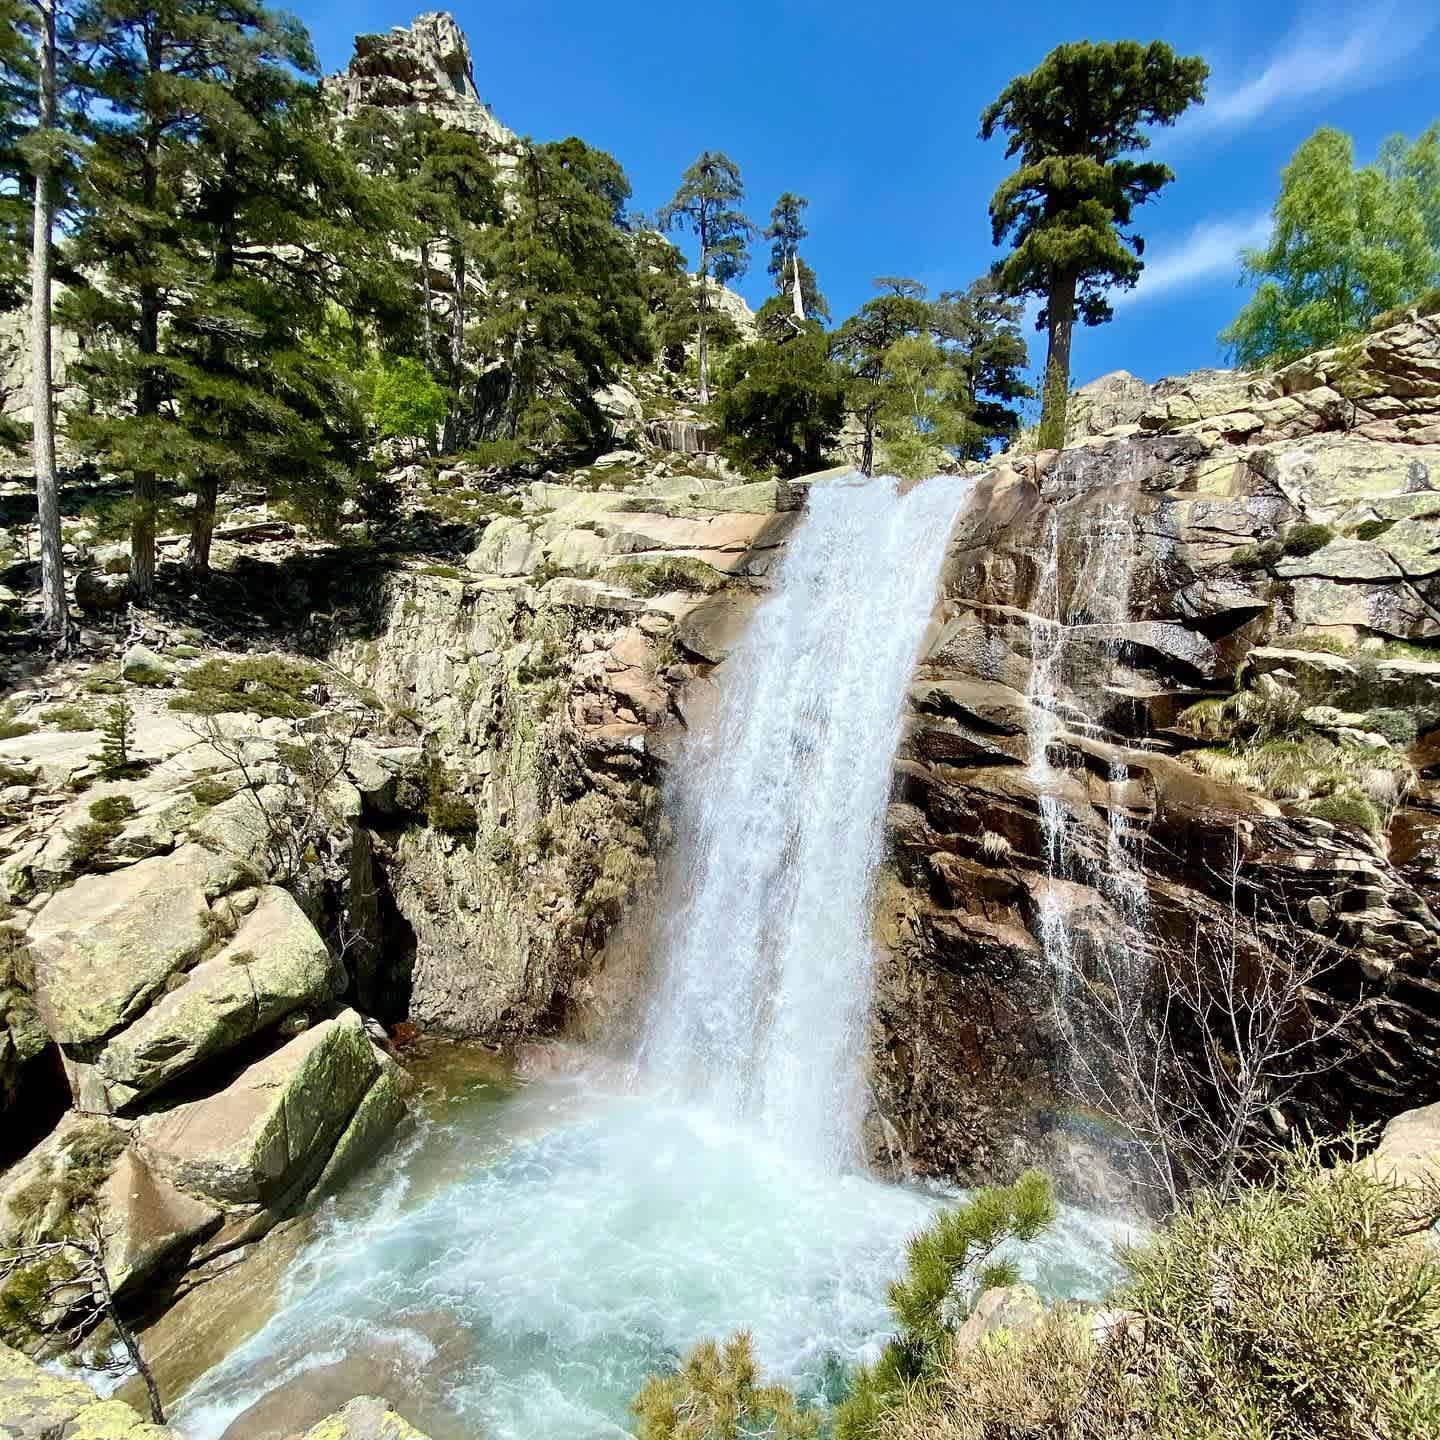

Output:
xmin=1187 ymin=2 xmax=1437 ymax=134
xmin=1115 ymin=213 xmax=1271 ymax=307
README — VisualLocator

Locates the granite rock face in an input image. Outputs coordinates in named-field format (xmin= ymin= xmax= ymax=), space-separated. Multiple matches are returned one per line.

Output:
xmin=870 ymin=313 xmax=1440 ymax=1193
xmin=325 ymin=11 xmax=514 ymax=150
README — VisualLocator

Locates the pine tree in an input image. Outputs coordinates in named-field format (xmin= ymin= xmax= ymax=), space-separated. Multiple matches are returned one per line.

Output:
xmin=62 ymin=0 xmax=325 ymax=594
xmin=658 ymin=151 xmax=751 ymax=404
xmin=713 ymin=330 xmax=844 ymax=478
xmin=981 ymin=41 xmax=1207 ymax=448
xmin=466 ymin=138 xmax=650 ymax=457
xmin=96 ymin=694 xmax=134 ymax=778
xmin=765 ymin=192 xmax=826 ymax=325
xmin=830 ymin=278 xmax=931 ymax=475
xmin=420 ymin=127 xmax=499 ymax=452
xmin=929 ymin=276 xmax=1034 ymax=458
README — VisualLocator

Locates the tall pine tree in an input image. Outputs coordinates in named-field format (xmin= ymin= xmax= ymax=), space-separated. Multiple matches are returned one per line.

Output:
xmin=659 ymin=151 xmax=751 ymax=405
xmin=981 ymin=41 xmax=1207 ymax=448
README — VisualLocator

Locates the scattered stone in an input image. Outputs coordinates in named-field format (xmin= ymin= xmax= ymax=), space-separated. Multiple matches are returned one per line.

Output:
xmin=121 ymin=645 xmax=172 ymax=687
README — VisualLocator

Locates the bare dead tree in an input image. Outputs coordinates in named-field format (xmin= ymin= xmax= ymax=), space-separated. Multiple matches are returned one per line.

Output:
xmin=179 ymin=710 xmax=365 ymax=884
xmin=1058 ymin=833 xmax=1366 ymax=1212
xmin=0 ymin=1208 xmax=166 ymax=1424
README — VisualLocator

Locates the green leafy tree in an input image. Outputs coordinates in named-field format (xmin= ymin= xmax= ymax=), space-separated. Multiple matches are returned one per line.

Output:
xmin=929 ymin=277 xmax=1034 ymax=458
xmin=362 ymin=354 xmax=446 ymax=454
xmin=834 ymin=1171 xmax=1055 ymax=1440
xmin=658 ymin=151 xmax=751 ymax=404
xmin=981 ymin=41 xmax=1208 ymax=448
xmin=874 ymin=335 xmax=970 ymax=480
xmin=713 ymin=328 xmax=844 ymax=478
xmin=830 ymin=278 xmax=932 ymax=475
xmin=1223 ymin=127 xmax=1439 ymax=368
xmin=632 ymin=1331 xmax=817 ymax=1440
xmin=1379 ymin=121 xmax=1440 ymax=259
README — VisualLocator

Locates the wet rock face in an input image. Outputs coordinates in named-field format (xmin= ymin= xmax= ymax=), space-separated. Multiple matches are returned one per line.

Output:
xmin=872 ymin=314 xmax=1440 ymax=1192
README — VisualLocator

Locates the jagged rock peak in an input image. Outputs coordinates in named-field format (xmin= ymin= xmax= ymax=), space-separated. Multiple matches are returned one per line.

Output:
xmin=329 ymin=11 xmax=515 ymax=148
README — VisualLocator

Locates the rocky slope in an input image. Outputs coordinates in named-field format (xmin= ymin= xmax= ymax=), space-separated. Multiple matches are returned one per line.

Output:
xmin=870 ymin=307 xmax=1440 ymax=1191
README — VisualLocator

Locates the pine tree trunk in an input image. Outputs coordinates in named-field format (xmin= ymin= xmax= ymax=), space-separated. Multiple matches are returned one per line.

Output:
xmin=30 ymin=0 xmax=67 ymax=644
xmin=1037 ymin=270 xmax=1076 ymax=452
xmin=420 ymin=236 xmax=433 ymax=371
xmin=442 ymin=235 xmax=464 ymax=453
xmin=130 ymin=57 xmax=162 ymax=602
xmin=791 ymin=253 xmax=804 ymax=322
xmin=696 ymin=238 xmax=710 ymax=407
xmin=861 ymin=415 xmax=874 ymax=477
xmin=188 ymin=474 xmax=218 ymax=573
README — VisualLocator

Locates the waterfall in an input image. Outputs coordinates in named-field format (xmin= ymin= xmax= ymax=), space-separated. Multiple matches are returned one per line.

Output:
xmin=1022 ymin=495 xmax=1151 ymax=1055
xmin=638 ymin=474 xmax=970 ymax=1170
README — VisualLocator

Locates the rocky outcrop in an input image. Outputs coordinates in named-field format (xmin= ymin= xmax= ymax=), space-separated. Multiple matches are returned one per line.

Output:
xmin=0 ymin=1342 xmax=433 ymax=1440
xmin=0 ymin=1342 xmax=181 ymax=1438
xmin=321 ymin=474 xmax=801 ymax=1037
xmin=871 ymin=312 xmax=1440 ymax=1191
xmin=325 ymin=11 xmax=514 ymax=150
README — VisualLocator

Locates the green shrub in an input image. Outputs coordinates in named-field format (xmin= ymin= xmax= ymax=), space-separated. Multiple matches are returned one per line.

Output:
xmin=1355 ymin=518 xmax=1396 ymax=542
xmin=361 ymin=353 xmax=446 ymax=452
xmin=1282 ymin=522 xmax=1335 ymax=557
xmin=1306 ymin=789 xmax=1383 ymax=835
xmin=170 ymin=655 xmax=323 ymax=720
xmin=633 ymin=1333 xmax=818 ymax=1440
xmin=191 ymin=777 xmax=239 ymax=808
xmin=65 ymin=795 xmax=137 ymax=872
xmin=839 ymin=1145 xmax=1440 ymax=1440
xmin=486 ymin=829 xmax=515 ymax=869
xmin=606 ymin=556 xmax=728 ymax=597
xmin=41 ymin=705 xmax=96 ymax=733
xmin=1364 ymin=708 xmax=1419 ymax=746
xmin=1229 ymin=539 xmax=1282 ymax=570
xmin=1270 ymin=631 xmax=1353 ymax=654
xmin=0 ymin=702 xmax=35 ymax=741
xmin=425 ymin=761 xmax=477 ymax=837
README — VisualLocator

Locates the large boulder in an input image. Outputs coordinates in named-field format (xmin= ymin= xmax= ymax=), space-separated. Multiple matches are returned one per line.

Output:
xmin=301 ymin=1396 xmax=432 ymax=1440
xmin=77 ymin=887 xmax=335 ymax=1112
xmin=29 ymin=847 xmax=217 ymax=1050
xmin=1366 ymin=1101 xmax=1440 ymax=1192
xmin=134 ymin=1010 xmax=401 ymax=1209
xmin=0 ymin=1342 xmax=182 ymax=1439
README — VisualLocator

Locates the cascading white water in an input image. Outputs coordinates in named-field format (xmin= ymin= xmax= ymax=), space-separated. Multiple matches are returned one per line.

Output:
xmin=639 ymin=475 xmax=971 ymax=1169
xmin=1022 ymin=493 xmax=1152 ymax=1060
xmin=171 ymin=474 xmax=1129 ymax=1440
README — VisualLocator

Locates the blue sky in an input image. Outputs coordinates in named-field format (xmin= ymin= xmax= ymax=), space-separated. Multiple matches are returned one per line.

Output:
xmin=293 ymin=0 xmax=1440 ymax=400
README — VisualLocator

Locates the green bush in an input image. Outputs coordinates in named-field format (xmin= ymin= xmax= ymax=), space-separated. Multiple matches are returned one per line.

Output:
xmin=1228 ymin=538 xmax=1282 ymax=570
xmin=41 ymin=705 xmax=96 ymax=733
xmin=1306 ymin=789 xmax=1383 ymax=835
xmin=606 ymin=556 xmax=728 ymax=597
xmin=841 ymin=1145 xmax=1440 ymax=1440
xmin=0 ymin=702 xmax=35 ymax=740
xmin=1364 ymin=708 xmax=1419 ymax=746
xmin=170 ymin=655 xmax=323 ymax=720
xmin=1355 ymin=518 xmax=1396 ymax=542
xmin=425 ymin=761 xmax=478 ymax=837
xmin=191 ymin=777 xmax=239 ymax=808
xmin=1282 ymin=522 xmax=1335 ymax=557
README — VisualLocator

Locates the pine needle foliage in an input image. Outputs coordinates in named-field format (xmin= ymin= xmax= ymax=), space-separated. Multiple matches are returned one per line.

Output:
xmin=94 ymin=695 xmax=135 ymax=779
xmin=872 ymin=1142 xmax=1440 ymax=1440
xmin=835 ymin=1170 xmax=1055 ymax=1440
xmin=632 ymin=1330 xmax=818 ymax=1440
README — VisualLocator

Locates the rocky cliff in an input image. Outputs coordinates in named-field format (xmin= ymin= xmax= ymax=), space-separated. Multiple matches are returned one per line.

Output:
xmin=870 ymin=308 xmax=1440 ymax=1191
xmin=324 ymin=10 xmax=515 ymax=149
